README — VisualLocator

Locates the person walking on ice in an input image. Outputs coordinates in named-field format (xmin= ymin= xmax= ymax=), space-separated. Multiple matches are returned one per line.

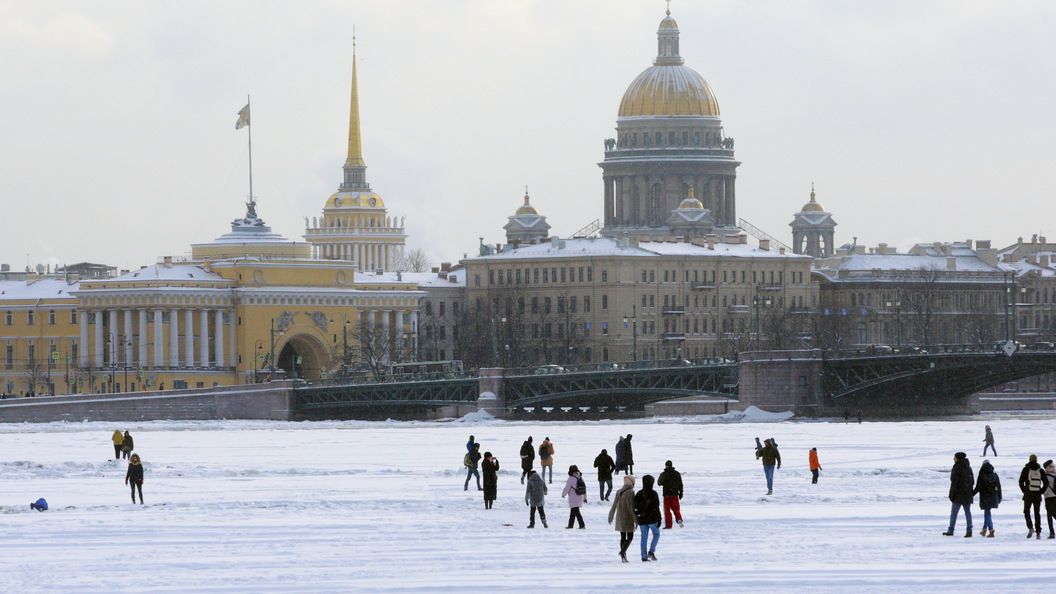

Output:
xmin=561 ymin=465 xmax=587 ymax=529
xmin=983 ymin=425 xmax=996 ymax=457
xmin=125 ymin=453 xmax=145 ymax=504
xmin=525 ymin=469 xmax=548 ymax=528
xmin=519 ymin=436 xmax=535 ymax=485
xmin=539 ymin=437 xmax=555 ymax=484
xmin=482 ymin=451 xmax=499 ymax=510
xmin=594 ymin=448 xmax=616 ymax=501
xmin=634 ymin=474 xmax=661 ymax=562
xmin=111 ymin=429 xmax=124 ymax=460
xmin=464 ymin=442 xmax=482 ymax=491
xmin=1019 ymin=454 xmax=1045 ymax=539
xmin=657 ymin=460 xmax=683 ymax=528
xmin=755 ymin=438 xmax=781 ymax=495
xmin=608 ymin=475 xmax=637 ymax=563
xmin=809 ymin=447 xmax=822 ymax=484
xmin=974 ymin=458 xmax=1002 ymax=537
xmin=943 ymin=452 xmax=974 ymax=537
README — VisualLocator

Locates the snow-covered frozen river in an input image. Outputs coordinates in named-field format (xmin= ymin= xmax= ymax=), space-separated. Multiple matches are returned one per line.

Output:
xmin=1 ymin=410 xmax=1052 ymax=592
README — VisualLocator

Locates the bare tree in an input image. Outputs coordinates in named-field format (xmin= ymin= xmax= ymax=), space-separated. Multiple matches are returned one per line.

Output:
xmin=899 ymin=267 xmax=943 ymax=347
xmin=394 ymin=248 xmax=433 ymax=273
xmin=23 ymin=357 xmax=44 ymax=396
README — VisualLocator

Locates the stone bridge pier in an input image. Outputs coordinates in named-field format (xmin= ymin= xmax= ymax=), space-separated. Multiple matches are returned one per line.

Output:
xmin=476 ymin=367 xmax=506 ymax=418
xmin=738 ymin=350 xmax=824 ymax=416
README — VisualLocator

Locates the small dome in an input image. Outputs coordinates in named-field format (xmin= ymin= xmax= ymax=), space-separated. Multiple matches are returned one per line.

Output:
xmin=679 ymin=197 xmax=704 ymax=210
xmin=515 ymin=190 xmax=539 ymax=215
xmin=659 ymin=15 xmax=678 ymax=30
xmin=801 ymin=187 xmax=825 ymax=212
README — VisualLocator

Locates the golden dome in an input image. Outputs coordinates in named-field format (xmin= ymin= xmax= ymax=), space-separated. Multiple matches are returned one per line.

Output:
xmin=801 ymin=187 xmax=825 ymax=212
xmin=515 ymin=190 xmax=539 ymax=215
xmin=678 ymin=187 xmax=703 ymax=209
xmin=327 ymin=190 xmax=385 ymax=209
xmin=618 ymin=10 xmax=719 ymax=117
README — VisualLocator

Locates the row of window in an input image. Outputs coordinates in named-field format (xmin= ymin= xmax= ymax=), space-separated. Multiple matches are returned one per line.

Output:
xmin=4 ymin=310 xmax=77 ymax=326
xmin=422 ymin=301 xmax=460 ymax=317
xmin=617 ymin=130 xmax=723 ymax=149
xmin=482 ymin=266 xmax=604 ymax=287
xmin=4 ymin=343 xmax=75 ymax=368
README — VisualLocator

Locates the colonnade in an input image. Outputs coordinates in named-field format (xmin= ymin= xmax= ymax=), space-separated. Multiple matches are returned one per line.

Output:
xmin=603 ymin=174 xmax=736 ymax=228
xmin=317 ymin=242 xmax=393 ymax=270
xmin=358 ymin=308 xmax=418 ymax=365
xmin=79 ymin=308 xmax=232 ymax=370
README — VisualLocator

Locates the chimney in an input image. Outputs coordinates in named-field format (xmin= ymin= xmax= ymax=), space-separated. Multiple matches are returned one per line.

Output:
xmin=163 ymin=256 xmax=173 ymax=268
xmin=706 ymin=234 xmax=718 ymax=250
xmin=976 ymin=239 xmax=991 ymax=250
xmin=724 ymin=234 xmax=740 ymax=244
xmin=441 ymin=262 xmax=451 ymax=272
xmin=946 ymin=257 xmax=957 ymax=270
xmin=1028 ymin=254 xmax=1037 ymax=265
xmin=1040 ymin=254 xmax=1051 ymax=268
xmin=438 ymin=270 xmax=448 ymax=279
xmin=431 ymin=267 xmax=440 ymax=273
xmin=759 ymin=239 xmax=770 ymax=251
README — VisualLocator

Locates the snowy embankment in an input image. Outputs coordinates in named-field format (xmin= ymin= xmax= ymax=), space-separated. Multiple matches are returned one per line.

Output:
xmin=0 ymin=416 xmax=1052 ymax=591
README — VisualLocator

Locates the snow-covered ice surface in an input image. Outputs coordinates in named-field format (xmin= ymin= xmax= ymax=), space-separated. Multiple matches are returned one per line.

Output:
xmin=1 ymin=414 xmax=1052 ymax=592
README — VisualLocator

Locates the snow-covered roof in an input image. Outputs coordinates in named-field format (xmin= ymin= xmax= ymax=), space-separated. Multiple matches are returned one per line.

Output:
xmin=465 ymin=237 xmax=808 ymax=261
xmin=825 ymin=253 xmax=1000 ymax=273
xmin=0 ymin=279 xmax=79 ymax=302
xmin=112 ymin=264 xmax=225 ymax=282
xmin=399 ymin=270 xmax=466 ymax=288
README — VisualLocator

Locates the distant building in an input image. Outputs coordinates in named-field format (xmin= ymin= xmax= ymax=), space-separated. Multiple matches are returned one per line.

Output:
xmin=503 ymin=190 xmax=551 ymax=246
xmin=790 ymin=186 xmax=837 ymax=258
xmin=998 ymin=235 xmax=1056 ymax=344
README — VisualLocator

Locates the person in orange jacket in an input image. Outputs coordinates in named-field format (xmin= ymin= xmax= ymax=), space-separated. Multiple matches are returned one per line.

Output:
xmin=809 ymin=447 xmax=822 ymax=484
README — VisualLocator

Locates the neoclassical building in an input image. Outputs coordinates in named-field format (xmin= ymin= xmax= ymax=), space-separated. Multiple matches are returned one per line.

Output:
xmin=791 ymin=186 xmax=837 ymax=258
xmin=600 ymin=8 xmax=740 ymax=237
xmin=304 ymin=46 xmax=407 ymax=271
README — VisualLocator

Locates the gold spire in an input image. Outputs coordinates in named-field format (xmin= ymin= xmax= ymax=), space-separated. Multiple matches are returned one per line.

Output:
xmin=344 ymin=31 xmax=365 ymax=168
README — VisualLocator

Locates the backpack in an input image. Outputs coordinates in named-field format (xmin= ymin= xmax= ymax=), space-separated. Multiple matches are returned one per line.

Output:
xmin=1028 ymin=467 xmax=1043 ymax=492
xmin=463 ymin=453 xmax=472 ymax=468
xmin=539 ymin=444 xmax=550 ymax=460
xmin=574 ymin=475 xmax=587 ymax=496
xmin=980 ymin=474 xmax=999 ymax=495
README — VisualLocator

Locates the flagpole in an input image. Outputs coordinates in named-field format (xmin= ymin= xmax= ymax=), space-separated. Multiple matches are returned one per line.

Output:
xmin=246 ymin=94 xmax=254 ymax=206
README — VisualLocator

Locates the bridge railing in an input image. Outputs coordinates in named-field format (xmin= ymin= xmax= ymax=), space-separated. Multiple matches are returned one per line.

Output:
xmin=823 ymin=343 xmax=1004 ymax=359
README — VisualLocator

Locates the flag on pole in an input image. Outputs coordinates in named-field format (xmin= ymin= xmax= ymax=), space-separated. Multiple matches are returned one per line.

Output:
xmin=235 ymin=103 xmax=250 ymax=129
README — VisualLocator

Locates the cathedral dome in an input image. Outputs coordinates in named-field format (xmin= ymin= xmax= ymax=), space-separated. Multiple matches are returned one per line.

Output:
xmin=678 ymin=197 xmax=704 ymax=210
xmin=514 ymin=190 xmax=539 ymax=215
xmin=801 ymin=188 xmax=825 ymax=212
xmin=618 ymin=10 xmax=719 ymax=117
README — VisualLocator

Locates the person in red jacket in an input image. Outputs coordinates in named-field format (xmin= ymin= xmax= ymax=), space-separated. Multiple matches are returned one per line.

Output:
xmin=809 ymin=448 xmax=822 ymax=484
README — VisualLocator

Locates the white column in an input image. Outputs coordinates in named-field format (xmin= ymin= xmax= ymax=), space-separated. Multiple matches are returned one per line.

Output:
xmin=79 ymin=311 xmax=89 ymax=367
xmin=409 ymin=311 xmax=418 ymax=359
xmin=395 ymin=310 xmax=404 ymax=357
xmin=138 ymin=309 xmax=148 ymax=365
xmin=124 ymin=309 xmax=133 ymax=365
xmin=153 ymin=309 xmax=164 ymax=367
xmin=213 ymin=309 xmax=224 ymax=368
xmin=228 ymin=310 xmax=237 ymax=373
xmin=184 ymin=309 xmax=195 ymax=367
xmin=169 ymin=309 xmax=180 ymax=368
xmin=199 ymin=309 xmax=210 ymax=367
xmin=94 ymin=312 xmax=104 ymax=366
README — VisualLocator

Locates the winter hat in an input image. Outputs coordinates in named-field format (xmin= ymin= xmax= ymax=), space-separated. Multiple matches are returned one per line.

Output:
xmin=601 ymin=449 xmax=607 ymax=455
xmin=484 ymin=451 xmax=493 ymax=458
xmin=665 ymin=460 xmax=673 ymax=468
xmin=954 ymin=452 xmax=967 ymax=461
xmin=623 ymin=475 xmax=635 ymax=486
xmin=568 ymin=464 xmax=580 ymax=475
xmin=1031 ymin=454 xmax=1038 ymax=463
xmin=469 ymin=435 xmax=474 ymax=441
xmin=811 ymin=447 xmax=817 ymax=452
xmin=983 ymin=459 xmax=990 ymax=466
xmin=545 ymin=437 xmax=550 ymax=441
xmin=1046 ymin=460 xmax=1054 ymax=469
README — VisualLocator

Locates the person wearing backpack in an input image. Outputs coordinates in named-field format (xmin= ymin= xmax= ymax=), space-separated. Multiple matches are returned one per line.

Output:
xmin=657 ymin=460 xmax=684 ymax=529
xmin=464 ymin=442 xmax=483 ymax=491
xmin=973 ymin=459 xmax=1002 ymax=538
xmin=634 ymin=474 xmax=661 ymax=562
xmin=594 ymin=448 xmax=616 ymax=501
xmin=524 ymin=469 xmax=548 ymax=528
xmin=1019 ymin=454 xmax=1045 ymax=538
xmin=942 ymin=452 xmax=974 ymax=537
xmin=561 ymin=464 xmax=587 ymax=529
xmin=1043 ymin=460 xmax=1056 ymax=538
xmin=539 ymin=437 xmax=555 ymax=484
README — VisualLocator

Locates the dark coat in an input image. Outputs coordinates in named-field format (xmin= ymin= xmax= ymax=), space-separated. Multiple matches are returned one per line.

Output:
xmin=622 ymin=437 xmax=634 ymax=467
xmin=1019 ymin=461 xmax=1045 ymax=501
xmin=973 ymin=461 xmax=1002 ymax=510
xmin=614 ymin=437 xmax=626 ymax=470
xmin=466 ymin=449 xmax=482 ymax=469
xmin=633 ymin=475 xmax=661 ymax=526
xmin=594 ymin=452 xmax=615 ymax=482
xmin=525 ymin=472 xmax=547 ymax=507
xmin=657 ymin=466 xmax=683 ymax=498
xmin=125 ymin=461 xmax=144 ymax=485
xmin=122 ymin=433 xmax=134 ymax=452
xmin=948 ymin=457 xmax=974 ymax=506
xmin=482 ymin=457 xmax=500 ymax=501
xmin=519 ymin=440 xmax=535 ymax=471
xmin=756 ymin=444 xmax=781 ymax=467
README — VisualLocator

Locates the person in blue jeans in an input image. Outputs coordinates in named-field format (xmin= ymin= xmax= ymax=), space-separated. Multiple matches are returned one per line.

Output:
xmin=633 ymin=474 xmax=661 ymax=561
xmin=464 ymin=443 xmax=482 ymax=491
xmin=943 ymin=452 xmax=974 ymax=537
xmin=755 ymin=439 xmax=781 ymax=495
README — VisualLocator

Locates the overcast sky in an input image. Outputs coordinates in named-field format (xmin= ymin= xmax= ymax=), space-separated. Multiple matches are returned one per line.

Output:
xmin=2 ymin=1 xmax=1053 ymax=272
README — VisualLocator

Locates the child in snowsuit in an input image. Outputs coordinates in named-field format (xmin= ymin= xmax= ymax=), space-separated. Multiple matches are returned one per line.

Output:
xmin=125 ymin=453 xmax=144 ymax=504
xmin=525 ymin=470 xmax=548 ymax=528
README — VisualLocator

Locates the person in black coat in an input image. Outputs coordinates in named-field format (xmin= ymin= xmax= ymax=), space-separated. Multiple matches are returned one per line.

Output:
xmin=594 ymin=449 xmax=616 ymax=501
xmin=124 ymin=453 xmax=144 ymax=504
xmin=657 ymin=460 xmax=684 ymax=528
xmin=943 ymin=452 xmax=974 ymax=536
xmin=973 ymin=459 xmax=1002 ymax=537
xmin=519 ymin=437 xmax=535 ymax=485
xmin=481 ymin=451 xmax=500 ymax=509
xmin=634 ymin=474 xmax=661 ymax=562
xmin=1019 ymin=454 xmax=1045 ymax=538
xmin=623 ymin=434 xmax=635 ymax=475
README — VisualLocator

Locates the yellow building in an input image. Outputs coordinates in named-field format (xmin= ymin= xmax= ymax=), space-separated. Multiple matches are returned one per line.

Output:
xmin=304 ymin=43 xmax=407 ymax=270
xmin=0 ymin=277 xmax=81 ymax=395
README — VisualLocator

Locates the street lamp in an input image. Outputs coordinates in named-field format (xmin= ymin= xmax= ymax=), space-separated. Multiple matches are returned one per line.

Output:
xmin=886 ymin=300 xmax=902 ymax=346
xmin=623 ymin=305 xmax=638 ymax=361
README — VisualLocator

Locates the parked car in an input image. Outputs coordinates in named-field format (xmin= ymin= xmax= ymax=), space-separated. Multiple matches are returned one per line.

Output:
xmin=533 ymin=364 xmax=567 ymax=375
xmin=1026 ymin=342 xmax=1055 ymax=352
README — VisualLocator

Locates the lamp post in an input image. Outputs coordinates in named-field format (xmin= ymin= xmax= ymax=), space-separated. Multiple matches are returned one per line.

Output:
xmin=343 ymin=320 xmax=351 ymax=367
xmin=623 ymin=304 xmax=638 ymax=361
xmin=886 ymin=299 xmax=902 ymax=346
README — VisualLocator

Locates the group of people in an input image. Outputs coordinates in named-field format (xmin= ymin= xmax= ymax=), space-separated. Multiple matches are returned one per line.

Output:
xmin=110 ymin=429 xmax=144 ymax=504
xmin=462 ymin=433 xmax=685 ymax=562
xmin=944 ymin=425 xmax=1056 ymax=539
